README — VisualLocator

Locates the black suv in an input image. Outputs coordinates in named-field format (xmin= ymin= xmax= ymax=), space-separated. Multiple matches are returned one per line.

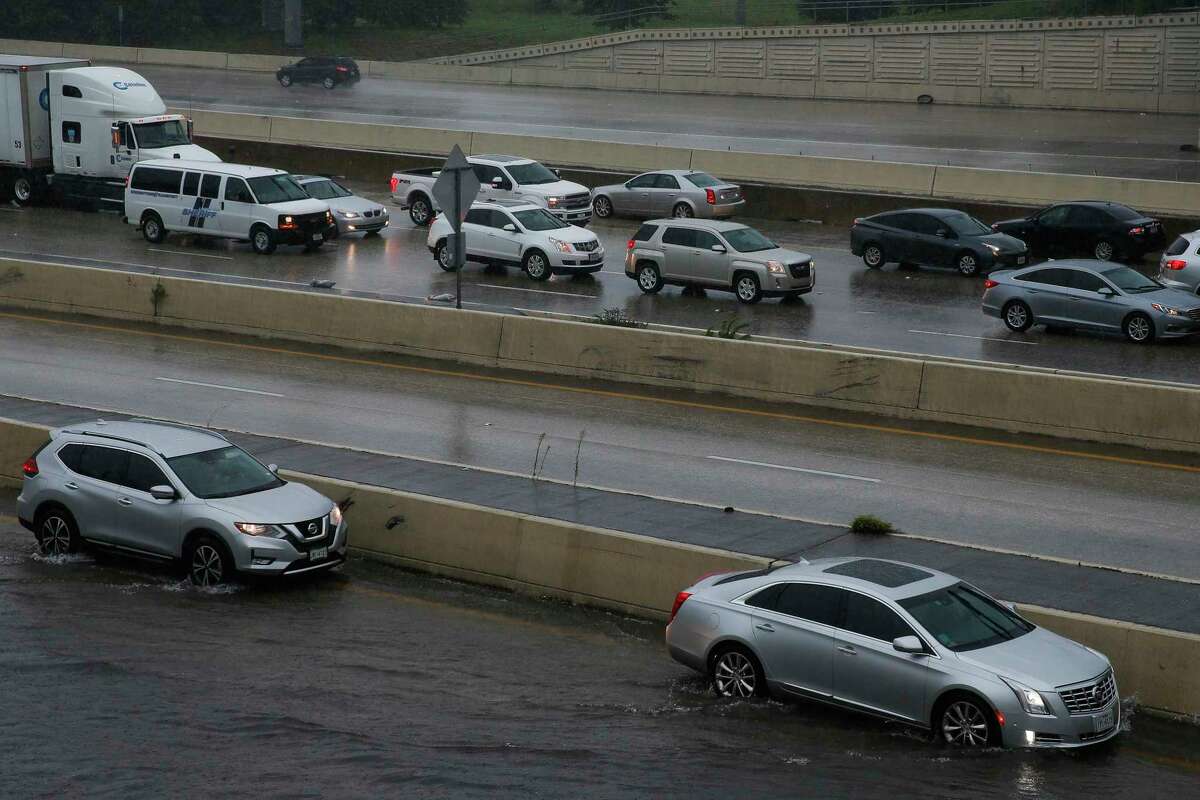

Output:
xmin=850 ymin=208 xmax=1029 ymax=277
xmin=992 ymin=201 xmax=1165 ymax=263
xmin=276 ymin=56 xmax=360 ymax=89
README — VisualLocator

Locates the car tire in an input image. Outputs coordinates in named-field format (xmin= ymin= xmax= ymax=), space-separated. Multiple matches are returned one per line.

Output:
xmin=593 ymin=195 xmax=613 ymax=219
xmin=672 ymin=202 xmax=694 ymax=219
xmin=523 ymin=249 xmax=551 ymax=281
xmin=1123 ymin=311 xmax=1155 ymax=344
xmin=322 ymin=76 xmax=335 ymax=90
xmin=636 ymin=262 xmax=663 ymax=294
xmin=1001 ymin=300 xmax=1033 ymax=332
xmin=409 ymin=194 xmax=433 ymax=226
xmin=862 ymin=243 xmax=885 ymax=269
xmin=1093 ymin=239 xmax=1116 ymax=262
xmin=956 ymin=251 xmax=981 ymax=277
xmin=935 ymin=693 xmax=998 ymax=748
xmin=141 ymin=212 xmax=167 ymax=244
xmin=734 ymin=272 xmax=762 ymax=304
xmin=709 ymin=645 xmax=767 ymax=699
xmin=278 ymin=74 xmax=292 ymax=88
xmin=434 ymin=239 xmax=456 ymax=271
xmin=34 ymin=506 xmax=80 ymax=557
xmin=250 ymin=224 xmax=276 ymax=255
xmin=304 ymin=239 xmax=323 ymax=252
xmin=187 ymin=534 xmax=232 ymax=587
xmin=11 ymin=173 xmax=35 ymax=206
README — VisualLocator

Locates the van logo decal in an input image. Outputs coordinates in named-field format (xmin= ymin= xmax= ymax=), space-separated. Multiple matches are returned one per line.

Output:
xmin=112 ymin=81 xmax=148 ymax=91
xmin=182 ymin=197 xmax=217 ymax=227
xmin=38 ymin=88 xmax=50 ymax=111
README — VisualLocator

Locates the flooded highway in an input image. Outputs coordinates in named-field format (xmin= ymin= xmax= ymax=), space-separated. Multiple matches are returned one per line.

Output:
xmin=3 ymin=516 xmax=1198 ymax=799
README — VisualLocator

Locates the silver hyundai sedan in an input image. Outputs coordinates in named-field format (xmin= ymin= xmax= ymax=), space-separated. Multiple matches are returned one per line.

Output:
xmin=666 ymin=558 xmax=1120 ymax=749
xmin=592 ymin=170 xmax=744 ymax=221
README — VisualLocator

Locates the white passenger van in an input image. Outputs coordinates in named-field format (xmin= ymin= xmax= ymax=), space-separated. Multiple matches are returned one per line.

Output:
xmin=124 ymin=160 xmax=335 ymax=254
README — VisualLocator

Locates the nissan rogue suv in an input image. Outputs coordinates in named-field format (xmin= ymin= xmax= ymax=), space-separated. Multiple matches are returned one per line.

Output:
xmin=17 ymin=419 xmax=348 ymax=585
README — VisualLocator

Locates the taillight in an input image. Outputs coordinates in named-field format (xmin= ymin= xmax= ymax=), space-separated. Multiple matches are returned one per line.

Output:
xmin=668 ymin=591 xmax=692 ymax=624
xmin=852 ymin=217 xmax=862 ymax=226
xmin=626 ymin=239 xmax=636 ymax=250
xmin=1129 ymin=226 xmax=1145 ymax=235
xmin=21 ymin=457 xmax=38 ymax=477
xmin=705 ymin=188 xmax=716 ymax=205
xmin=983 ymin=278 xmax=999 ymax=289
xmin=336 ymin=65 xmax=349 ymax=73
xmin=389 ymin=176 xmax=398 ymax=193
xmin=1165 ymin=259 xmax=1187 ymax=270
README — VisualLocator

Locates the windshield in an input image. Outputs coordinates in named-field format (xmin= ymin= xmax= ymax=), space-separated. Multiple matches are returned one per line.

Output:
xmin=166 ymin=446 xmax=284 ymax=500
xmin=132 ymin=120 xmax=190 ymax=149
xmin=1102 ymin=266 xmax=1161 ymax=294
xmin=899 ymin=583 xmax=1034 ymax=652
xmin=944 ymin=212 xmax=992 ymax=236
xmin=301 ymin=178 xmax=352 ymax=200
xmin=722 ymin=227 xmax=776 ymax=253
xmin=506 ymin=162 xmax=558 ymax=185
xmin=247 ymin=175 xmax=310 ymax=204
xmin=513 ymin=208 xmax=567 ymax=231
xmin=684 ymin=172 xmax=721 ymax=188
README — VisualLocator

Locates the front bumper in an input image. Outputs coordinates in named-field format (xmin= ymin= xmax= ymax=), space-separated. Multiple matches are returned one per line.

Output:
xmin=999 ymin=698 xmax=1121 ymax=749
xmin=1155 ymin=314 xmax=1200 ymax=338
xmin=761 ymin=266 xmax=816 ymax=297
xmin=549 ymin=247 xmax=605 ymax=273
xmin=991 ymin=250 xmax=1030 ymax=270
xmin=234 ymin=519 xmax=349 ymax=576
xmin=336 ymin=212 xmax=390 ymax=235
xmin=551 ymin=207 xmax=592 ymax=226
xmin=277 ymin=223 xmax=337 ymax=246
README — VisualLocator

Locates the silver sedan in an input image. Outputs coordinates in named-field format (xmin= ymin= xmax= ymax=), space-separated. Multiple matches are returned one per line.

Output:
xmin=1159 ymin=230 xmax=1200 ymax=296
xmin=666 ymin=557 xmax=1120 ymax=749
xmin=295 ymin=174 xmax=390 ymax=236
xmin=592 ymin=170 xmax=744 ymax=221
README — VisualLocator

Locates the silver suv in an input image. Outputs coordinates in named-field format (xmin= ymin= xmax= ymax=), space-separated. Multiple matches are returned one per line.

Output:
xmin=16 ymin=419 xmax=347 ymax=585
xmin=624 ymin=219 xmax=814 ymax=304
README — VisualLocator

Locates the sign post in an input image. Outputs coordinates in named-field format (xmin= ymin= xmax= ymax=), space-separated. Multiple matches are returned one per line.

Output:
xmin=431 ymin=145 xmax=481 ymax=310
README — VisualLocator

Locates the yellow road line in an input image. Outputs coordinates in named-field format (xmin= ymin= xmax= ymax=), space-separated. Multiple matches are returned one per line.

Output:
xmin=3 ymin=310 xmax=1197 ymax=475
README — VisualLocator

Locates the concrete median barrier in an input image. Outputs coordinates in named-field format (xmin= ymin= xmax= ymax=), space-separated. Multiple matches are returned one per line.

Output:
xmin=180 ymin=109 xmax=272 ymax=142
xmin=136 ymin=46 xmax=227 ymax=69
xmin=61 ymin=43 xmax=139 ymax=63
xmin=468 ymin=131 xmax=692 ymax=174
xmin=0 ymin=418 xmax=50 ymax=488
xmin=226 ymin=53 xmax=286 ymax=73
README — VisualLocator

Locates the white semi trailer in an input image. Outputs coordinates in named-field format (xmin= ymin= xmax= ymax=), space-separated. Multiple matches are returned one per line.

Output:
xmin=1 ymin=54 xmax=218 ymax=207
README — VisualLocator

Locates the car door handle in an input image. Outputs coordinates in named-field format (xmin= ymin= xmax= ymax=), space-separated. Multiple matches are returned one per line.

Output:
xmin=117 ymin=497 xmax=133 ymax=506
xmin=64 ymin=481 xmax=79 ymax=491
xmin=755 ymin=623 xmax=775 ymax=633
xmin=836 ymin=645 xmax=857 ymax=655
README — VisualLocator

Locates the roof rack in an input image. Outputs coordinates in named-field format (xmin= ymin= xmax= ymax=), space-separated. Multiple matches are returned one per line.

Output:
xmin=127 ymin=418 xmax=228 ymax=441
xmin=61 ymin=428 xmax=162 ymax=455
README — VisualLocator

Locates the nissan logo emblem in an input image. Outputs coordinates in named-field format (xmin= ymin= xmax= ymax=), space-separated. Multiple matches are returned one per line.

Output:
xmin=307 ymin=522 xmax=319 ymax=535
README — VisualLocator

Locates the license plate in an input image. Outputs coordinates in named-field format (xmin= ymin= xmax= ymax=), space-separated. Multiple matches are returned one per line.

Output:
xmin=311 ymin=234 xmax=323 ymax=242
xmin=310 ymin=546 xmax=328 ymax=561
xmin=1017 ymin=256 xmax=1027 ymax=265
xmin=1093 ymin=706 xmax=1115 ymax=732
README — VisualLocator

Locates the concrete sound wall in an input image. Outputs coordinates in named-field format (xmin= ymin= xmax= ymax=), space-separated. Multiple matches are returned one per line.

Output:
xmin=4 ymin=256 xmax=1200 ymax=455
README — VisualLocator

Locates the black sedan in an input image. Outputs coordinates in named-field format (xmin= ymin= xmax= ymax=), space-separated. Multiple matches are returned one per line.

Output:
xmin=991 ymin=200 xmax=1165 ymax=263
xmin=850 ymin=208 xmax=1028 ymax=276
xmin=276 ymin=56 xmax=360 ymax=89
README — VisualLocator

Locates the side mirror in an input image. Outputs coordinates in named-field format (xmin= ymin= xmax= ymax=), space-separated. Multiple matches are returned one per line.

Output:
xmin=1097 ymin=287 xmax=1116 ymax=298
xmin=502 ymin=223 xmax=517 ymax=233
xmin=110 ymin=123 xmax=120 ymax=150
xmin=710 ymin=244 xmax=726 ymax=253
xmin=186 ymin=117 xmax=194 ymax=143
xmin=892 ymin=635 xmax=926 ymax=655
xmin=268 ymin=463 xmax=279 ymax=474
xmin=149 ymin=485 xmax=176 ymax=501
xmin=1005 ymin=601 xmax=1018 ymax=612
xmin=553 ymin=168 xmax=561 ymax=178
xmin=491 ymin=176 xmax=504 ymax=187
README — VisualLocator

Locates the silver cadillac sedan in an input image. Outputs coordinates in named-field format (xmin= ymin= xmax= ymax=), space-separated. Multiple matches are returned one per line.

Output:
xmin=666 ymin=558 xmax=1120 ymax=749
xmin=592 ymin=170 xmax=744 ymax=221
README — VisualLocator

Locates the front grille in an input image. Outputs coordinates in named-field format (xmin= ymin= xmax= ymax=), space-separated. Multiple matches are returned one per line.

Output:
xmin=562 ymin=192 xmax=591 ymax=210
xmin=296 ymin=212 xmax=329 ymax=233
xmin=575 ymin=240 xmax=599 ymax=253
xmin=365 ymin=209 xmax=381 ymax=218
xmin=288 ymin=515 xmax=330 ymax=550
xmin=1058 ymin=671 xmax=1116 ymax=715
xmin=789 ymin=260 xmax=811 ymax=279
xmin=1184 ymin=307 xmax=1200 ymax=321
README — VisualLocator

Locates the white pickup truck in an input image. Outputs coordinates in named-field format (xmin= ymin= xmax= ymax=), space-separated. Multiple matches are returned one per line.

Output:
xmin=390 ymin=153 xmax=592 ymax=227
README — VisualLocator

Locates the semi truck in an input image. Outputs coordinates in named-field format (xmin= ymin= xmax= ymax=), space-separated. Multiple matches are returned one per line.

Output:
xmin=1 ymin=54 xmax=218 ymax=207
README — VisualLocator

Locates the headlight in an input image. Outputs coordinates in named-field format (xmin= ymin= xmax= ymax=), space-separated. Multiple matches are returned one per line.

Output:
xmin=984 ymin=243 xmax=1002 ymax=255
xmin=234 ymin=522 xmax=285 ymax=538
xmin=766 ymin=260 xmax=786 ymax=275
xmin=1000 ymin=676 xmax=1052 ymax=716
xmin=330 ymin=504 xmax=343 ymax=527
xmin=336 ymin=209 xmax=358 ymax=219
xmin=546 ymin=196 xmax=561 ymax=207
xmin=548 ymin=237 xmax=572 ymax=253
xmin=1151 ymin=303 xmax=1182 ymax=316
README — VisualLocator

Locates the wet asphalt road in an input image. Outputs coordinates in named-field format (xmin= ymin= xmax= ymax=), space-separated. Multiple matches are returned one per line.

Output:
xmin=3 ymin=516 xmax=1199 ymax=799
xmin=4 ymin=196 xmax=1199 ymax=385
xmin=139 ymin=64 xmax=1200 ymax=181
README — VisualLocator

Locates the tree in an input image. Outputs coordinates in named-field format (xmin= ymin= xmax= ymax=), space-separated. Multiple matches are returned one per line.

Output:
xmin=589 ymin=0 xmax=675 ymax=30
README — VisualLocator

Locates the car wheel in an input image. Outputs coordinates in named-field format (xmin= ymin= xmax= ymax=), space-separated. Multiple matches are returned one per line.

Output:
xmin=593 ymin=195 xmax=613 ymax=219
xmin=304 ymin=239 xmax=323 ymax=252
xmin=188 ymin=534 xmax=231 ymax=587
xmin=1123 ymin=311 xmax=1155 ymax=344
xmin=672 ymin=202 xmax=694 ymax=219
xmin=409 ymin=195 xmax=433 ymax=226
xmin=1094 ymin=239 xmax=1116 ymax=261
xmin=734 ymin=273 xmax=762 ymax=304
xmin=279 ymin=74 xmax=292 ymax=87
xmin=523 ymin=250 xmax=551 ymax=281
xmin=636 ymin=263 xmax=663 ymax=294
xmin=141 ymin=212 xmax=167 ymax=244
xmin=862 ymin=243 xmax=885 ymax=269
xmin=710 ymin=646 xmax=766 ymax=699
xmin=322 ymin=76 xmax=335 ymax=90
xmin=250 ymin=224 xmax=276 ymax=255
xmin=35 ymin=507 xmax=80 ymax=557
xmin=938 ymin=696 xmax=996 ymax=748
xmin=1002 ymin=300 xmax=1033 ymax=332
xmin=956 ymin=251 xmax=980 ymax=276
xmin=11 ymin=173 xmax=34 ymax=206
xmin=434 ymin=239 xmax=456 ymax=271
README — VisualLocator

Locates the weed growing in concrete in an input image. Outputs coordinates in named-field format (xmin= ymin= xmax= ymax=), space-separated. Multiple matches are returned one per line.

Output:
xmin=705 ymin=315 xmax=751 ymax=340
xmin=592 ymin=308 xmax=646 ymax=328
xmin=851 ymin=515 xmax=894 ymax=535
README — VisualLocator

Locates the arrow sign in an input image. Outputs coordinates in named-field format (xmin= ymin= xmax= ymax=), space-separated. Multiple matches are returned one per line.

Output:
xmin=431 ymin=144 xmax=480 ymax=226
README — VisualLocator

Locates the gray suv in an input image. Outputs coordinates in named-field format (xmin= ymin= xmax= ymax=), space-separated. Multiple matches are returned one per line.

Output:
xmin=17 ymin=419 xmax=348 ymax=585
xmin=625 ymin=219 xmax=814 ymax=304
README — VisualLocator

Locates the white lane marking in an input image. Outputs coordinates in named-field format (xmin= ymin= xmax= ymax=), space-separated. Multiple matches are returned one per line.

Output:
xmin=706 ymin=455 xmax=880 ymax=484
xmin=908 ymin=329 xmax=1038 ymax=346
xmin=148 ymin=248 xmax=233 ymax=261
xmin=154 ymin=377 xmax=284 ymax=397
xmin=478 ymin=283 xmax=595 ymax=299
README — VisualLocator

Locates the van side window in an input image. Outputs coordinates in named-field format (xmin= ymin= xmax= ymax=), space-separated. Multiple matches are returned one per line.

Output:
xmin=200 ymin=175 xmax=221 ymax=199
xmin=62 ymin=85 xmax=82 ymax=98
xmin=131 ymin=167 xmax=181 ymax=194
xmin=224 ymin=178 xmax=253 ymax=203
xmin=182 ymin=172 xmax=201 ymax=195
xmin=62 ymin=121 xmax=81 ymax=144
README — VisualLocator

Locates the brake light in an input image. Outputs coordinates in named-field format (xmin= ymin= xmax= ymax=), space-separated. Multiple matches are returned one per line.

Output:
xmin=1165 ymin=259 xmax=1187 ymax=270
xmin=669 ymin=591 xmax=692 ymax=623
xmin=983 ymin=278 xmax=999 ymax=289
xmin=1129 ymin=226 xmax=1145 ymax=235
xmin=124 ymin=174 xmax=130 ymax=187
xmin=389 ymin=176 xmax=398 ymax=193
xmin=336 ymin=65 xmax=349 ymax=72
xmin=22 ymin=457 xmax=38 ymax=477
xmin=705 ymin=188 xmax=716 ymax=205
xmin=627 ymin=239 xmax=636 ymax=250
xmin=852 ymin=217 xmax=862 ymax=225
